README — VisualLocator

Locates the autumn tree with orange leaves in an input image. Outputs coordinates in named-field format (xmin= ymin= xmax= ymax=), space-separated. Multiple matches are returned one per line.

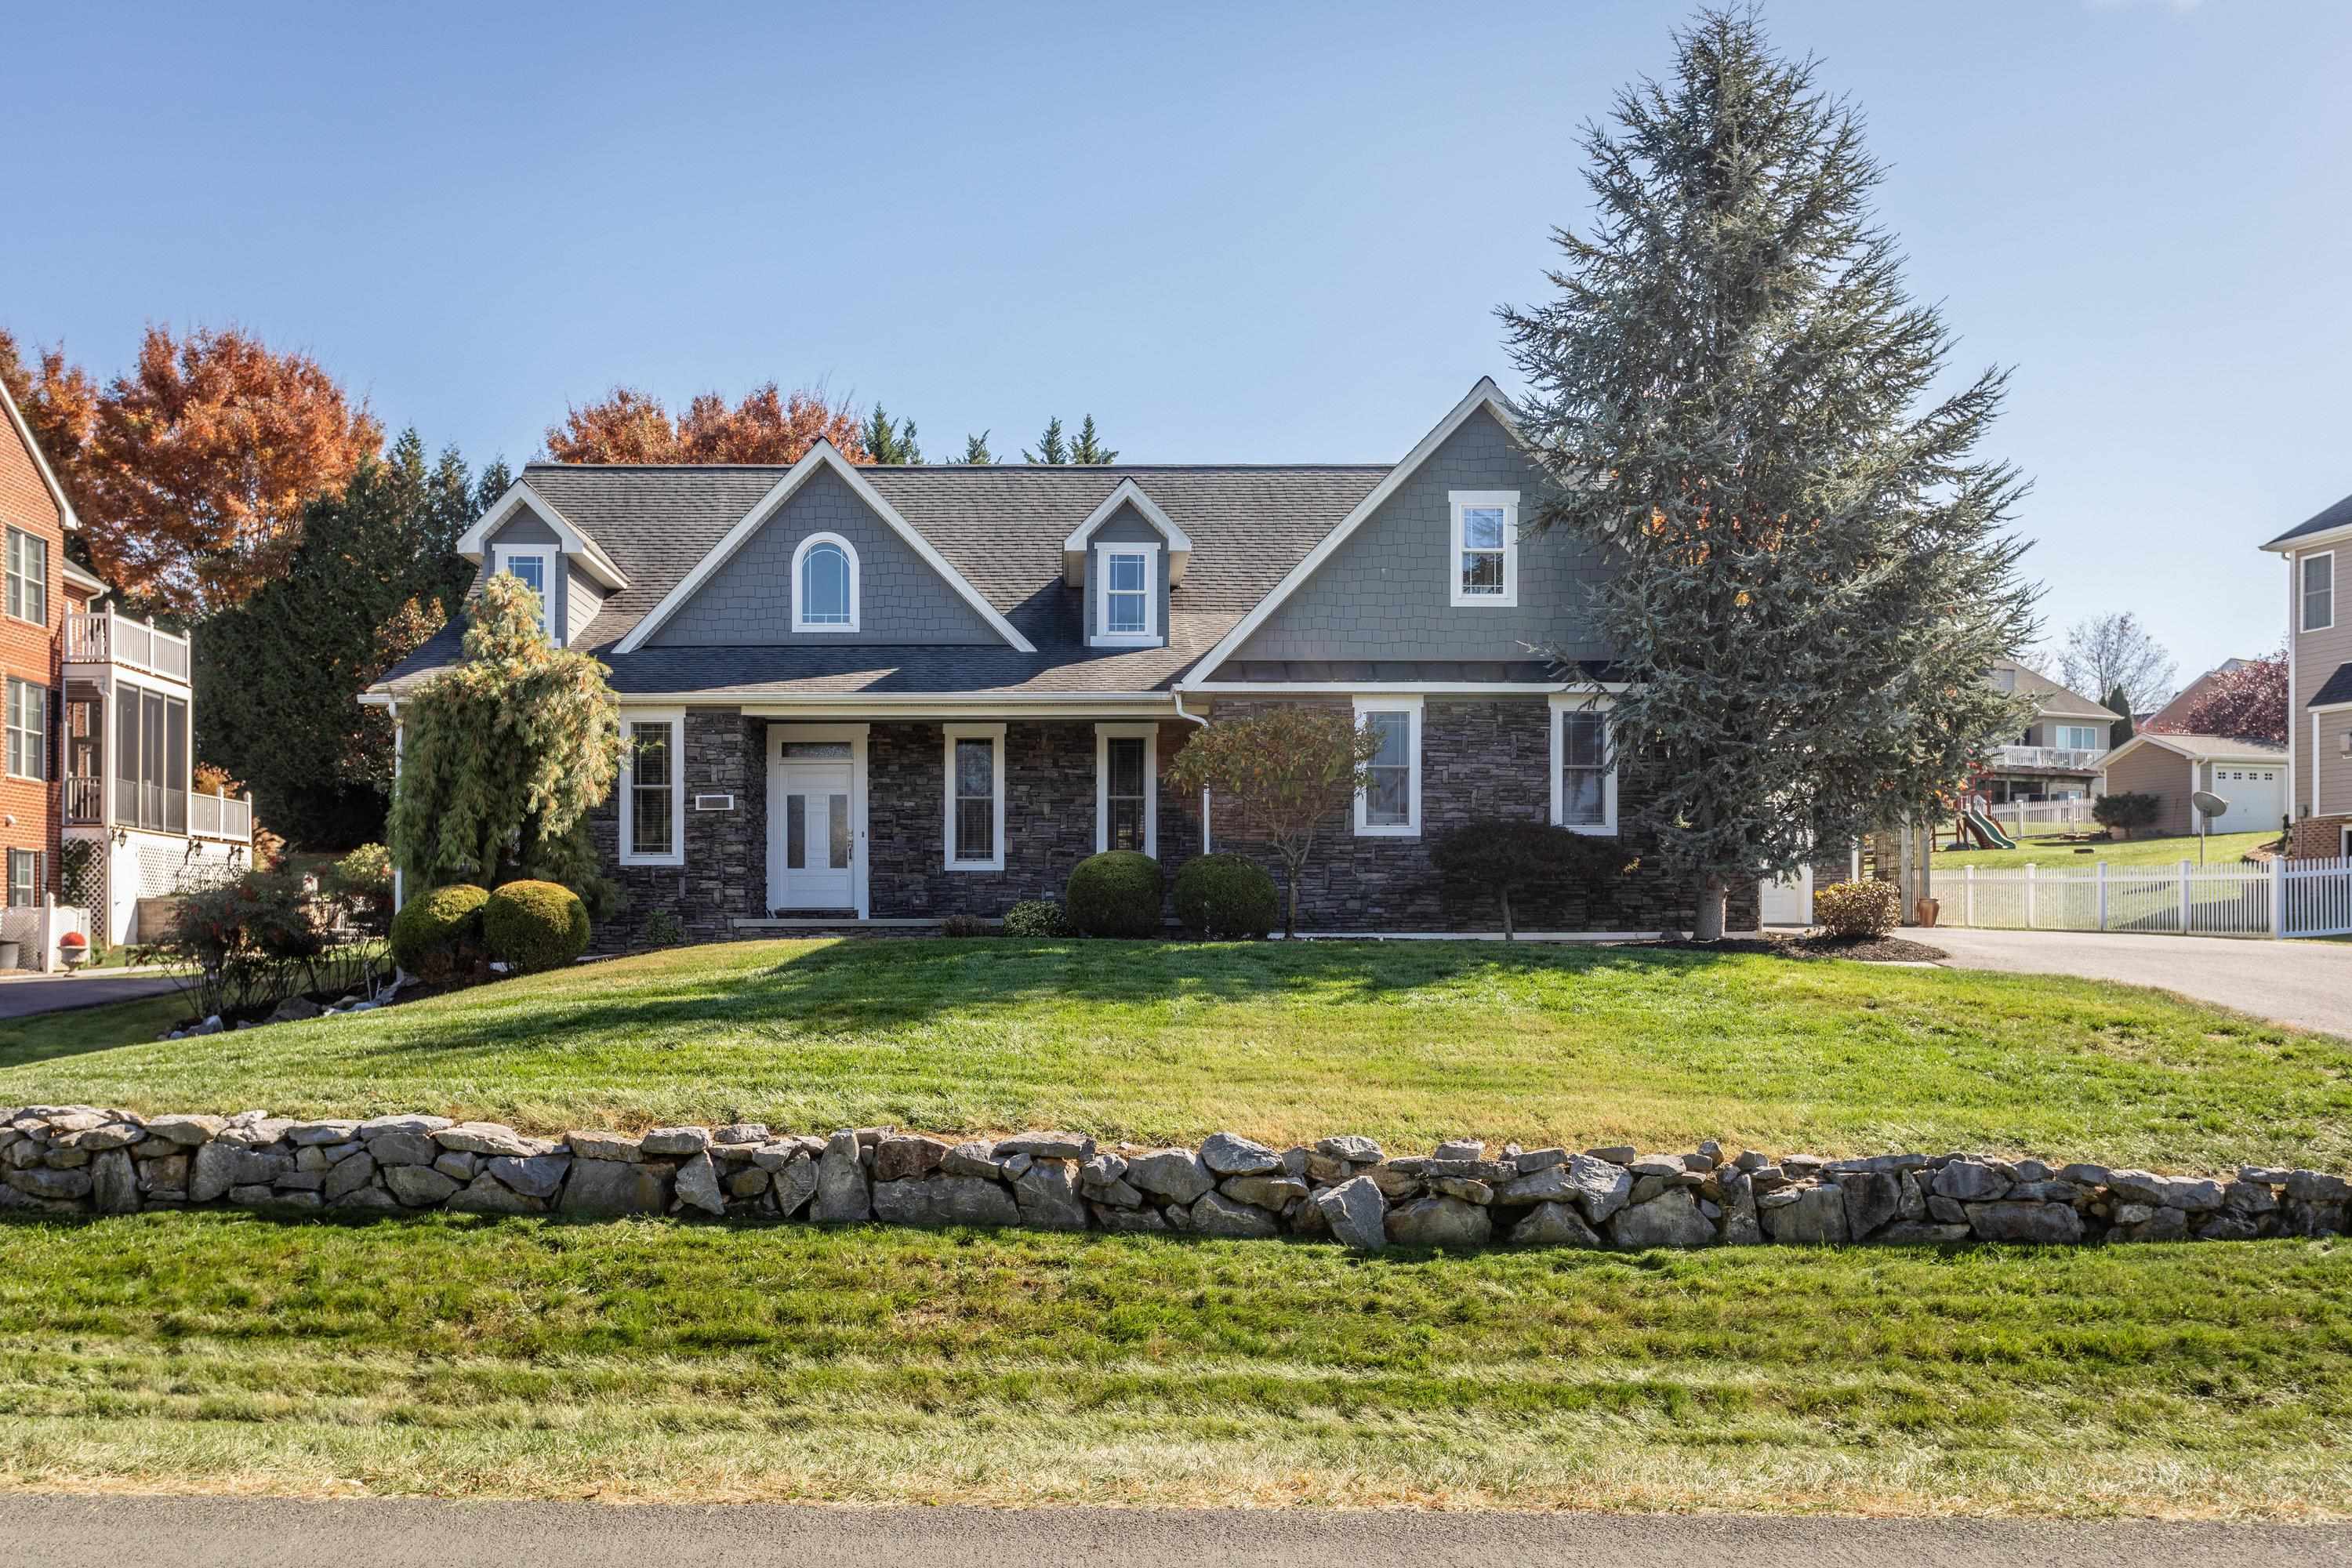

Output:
xmin=2 ymin=325 xmax=380 ymax=617
xmin=544 ymin=383 xmax=869 ymax=465
xmin=1501 ymin=9 xmax=2036 ymax=938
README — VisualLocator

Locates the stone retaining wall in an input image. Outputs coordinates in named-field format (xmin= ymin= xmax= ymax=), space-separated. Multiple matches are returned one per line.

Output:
xmin=5 ymin=1105 xmax=2345 ymax=1248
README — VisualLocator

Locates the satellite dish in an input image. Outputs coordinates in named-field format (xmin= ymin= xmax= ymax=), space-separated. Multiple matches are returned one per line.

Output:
xmin=2191 ymin=790 xmax=2229 ymax=818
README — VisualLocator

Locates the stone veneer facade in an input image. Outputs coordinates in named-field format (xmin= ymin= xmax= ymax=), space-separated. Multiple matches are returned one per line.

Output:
xmin=585 ymin=700 xmax=1744 ymax=942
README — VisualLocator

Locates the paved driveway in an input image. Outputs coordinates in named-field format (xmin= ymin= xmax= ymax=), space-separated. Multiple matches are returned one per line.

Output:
xmin=0 ymin=1497 xmax=2343 ymax=1568
xmin=1926 ymin=926 xmax=2350 ymax=1036
xmin=0 ymin=971 xmax=180 ymax=1021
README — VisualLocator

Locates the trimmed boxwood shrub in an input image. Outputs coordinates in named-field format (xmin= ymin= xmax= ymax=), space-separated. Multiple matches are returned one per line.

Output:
xmin=1172 ymin=853 xmax=1278 ymax=939
xmin=1003 ymin=898 xmax=1069 ymax=938
xmin=483 ymin=880 xmax=592 ymax=974
xmin=390 ymin=884 xmax=489 ymax=980
xmin=1065 ymin=851 xmax=1163 ymax=938
xmin=1813 ymin=878 xmax=1902 ymax=938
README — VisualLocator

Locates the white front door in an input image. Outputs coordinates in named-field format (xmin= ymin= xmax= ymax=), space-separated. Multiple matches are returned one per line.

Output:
xmin=768 ymin=736 xmax=864 ymax=913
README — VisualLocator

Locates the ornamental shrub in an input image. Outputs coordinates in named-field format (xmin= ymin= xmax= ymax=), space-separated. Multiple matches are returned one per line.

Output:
xmin=482 ymin=880 xmax=591 ymax=974
xmin=324 ymin=843 xmax=395 ymax=934
xmin=1813 ymin=878 xmax=1902 ymax=938
xmin=390 ymin=884 xmax=490 ymax=980
xmin=1065 ymin=851 xmax=1163 ymax=938
xmin=2091 ymin=791 xmax=2161 ymax=838
xmin=1171 ymin=853 xmax=1279 ymax=939
xmin=1002 ymin=899 xmax=1068 ymax=938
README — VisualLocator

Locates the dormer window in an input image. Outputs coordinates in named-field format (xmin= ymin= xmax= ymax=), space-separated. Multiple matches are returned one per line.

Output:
xmin=793 ymin=533 xmax=860 ymax=633
xmin=492 ymin=544 xmax=556 ymax=640
xmin=1092 ymin=541 xmax=1160 ymax=647
xmin=1450 ymin=490 xmax=1519 ymax=608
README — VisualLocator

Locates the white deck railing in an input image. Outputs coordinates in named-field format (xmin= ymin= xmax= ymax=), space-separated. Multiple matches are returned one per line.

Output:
xmin=1992 ymin=744 xmax=2106 ymax=772
xmin=187 ymin=788 xmax=253 ymax=843
xmin=64 ymin=608 xmax=191 ymax=683
xmin=1946 ymin=855 xmax=2352 ymax=940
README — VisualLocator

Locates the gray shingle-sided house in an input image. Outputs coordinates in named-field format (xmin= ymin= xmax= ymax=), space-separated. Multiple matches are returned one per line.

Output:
xmin=370 ymin=380 xmax=1741 ymax=940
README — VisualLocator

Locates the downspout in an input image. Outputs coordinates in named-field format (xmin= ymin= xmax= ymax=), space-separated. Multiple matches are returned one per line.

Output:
xmin=388 ymin=696 xmax=403 ymax=912
xmin=1174 ymin=688 xmax=1210 ymax=854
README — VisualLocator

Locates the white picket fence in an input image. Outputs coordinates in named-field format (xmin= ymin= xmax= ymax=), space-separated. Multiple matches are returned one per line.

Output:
xmin=1948 ymin=855 xmax=2352 ymax=940
xmin=1984 ymin=797 xmax=2096 ymax=836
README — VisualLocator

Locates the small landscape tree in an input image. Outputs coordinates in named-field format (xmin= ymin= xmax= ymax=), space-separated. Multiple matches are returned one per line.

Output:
xmin=1429 ymin=820 xmax=1636 ymax=938
xmin=387 ymin=574 xmax=624 ymax=913
xmin=1165 ymin=709 xmax=1385 ymax=938
xmin=2173 ymin=651 xmax=2287 ymax=745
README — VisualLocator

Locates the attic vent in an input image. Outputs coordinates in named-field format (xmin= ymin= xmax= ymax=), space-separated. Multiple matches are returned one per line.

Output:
xmin=692 ymin=793 xmax=736 ymax=812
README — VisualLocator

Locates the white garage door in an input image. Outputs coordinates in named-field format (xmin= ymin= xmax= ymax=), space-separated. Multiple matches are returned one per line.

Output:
xmin=2199 ymin=764 xmax=2285 ymax=833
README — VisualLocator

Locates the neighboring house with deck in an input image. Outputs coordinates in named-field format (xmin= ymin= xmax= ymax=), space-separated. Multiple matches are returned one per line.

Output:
xmin=1977 ymin=658 xmax=2122 ymax=805
xmin=0 ymin=386 xmax=252 ymax=956
xmin=370 ymin=379 xmax=1744 ymax=939
xmin=2264 ymin=491 xmax=2352 ymax=858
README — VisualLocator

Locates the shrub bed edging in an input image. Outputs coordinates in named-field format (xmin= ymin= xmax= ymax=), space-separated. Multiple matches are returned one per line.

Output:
xmin=4 ymin=1106 xmax=2345 ymax=1248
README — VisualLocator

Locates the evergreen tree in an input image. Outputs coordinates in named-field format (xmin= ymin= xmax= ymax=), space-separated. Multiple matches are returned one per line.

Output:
xmin=1499 ymin=7 xmax=2037 ymax=938
xmin=958 ymin=430 xmax=995 ymax=464
xmin=1067 ymin=414 xmax=1117 ymax=464
xmin=387 ymin=574 xmax=624 ymax=914
xmin=1023 ymin=416 xmax=1067 ymax=464
xmin=194 ymin=430 xmax=483 ymax=848
xmin=2101 ymin=684 xmax=2136 ymax=745
xmin=860 ymin=404 xmax=923 ymax=463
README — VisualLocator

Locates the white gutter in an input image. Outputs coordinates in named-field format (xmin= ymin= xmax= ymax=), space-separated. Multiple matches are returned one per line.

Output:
xmin=1174 ymin=688 xmax=1211 ymax=854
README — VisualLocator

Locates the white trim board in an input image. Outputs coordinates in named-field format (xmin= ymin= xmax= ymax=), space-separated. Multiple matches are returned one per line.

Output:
xmin=1093 ymin=722 xmax=1159 ymax=856
xmin=942 ymin=721 xmax=1008 ymax=872
xmin=1091 ymin=539 xmax=1162 ymax=648
xmin=0 ymin=384 xmax=83 ymax=535
xmin=1182 ymin=377 xmax=1522 ymax=683
xmin=615 ymin=439 xmax=1034 ymax=655
xmin=1062 ymin=479 xmax=1193 ymax=585
xmin=616 ymin=706 xmax=685 ymax=867
xmin=790 ymin=531 xmax=861 ymax=634
xmin=457 ymin=482 xmax=630 ymax=590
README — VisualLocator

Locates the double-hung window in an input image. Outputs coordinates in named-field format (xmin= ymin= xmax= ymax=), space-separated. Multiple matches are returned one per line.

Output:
xmin=5 ymin=848 xmax=37 ymax=908
xmin=5 ymin=678 xmax=46 ymax=781
xmin=5 ymin=528 xmax=46 ymax=626
xmin=1449 ymin=491 xmax=1518 ymax=607
xmin=492 ymin=545 xmax=555 ymax=639
xmin=943 ymin=723 xmax=1006 ymax=871
xmin=2304 ymin=553 xmax=2335 ymax=633
xmin=1551 ymin=697 xmax=1617 ymax=834
xmin=1095 ymin=724 xmax=1157 ymax=855
xmin=1093 ymin=543 xmax=1159 ymax=644
xmin=619 ymin=709 xmax=684 ymax=866
xmin=1352 ymin=698 xmax=1420 ymax=837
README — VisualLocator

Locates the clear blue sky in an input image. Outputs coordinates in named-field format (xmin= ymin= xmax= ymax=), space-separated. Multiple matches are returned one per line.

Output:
xmin=6 ymin=0 xmax=2346 ymax=688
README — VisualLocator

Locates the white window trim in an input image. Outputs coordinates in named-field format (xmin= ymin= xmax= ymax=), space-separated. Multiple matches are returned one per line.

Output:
xmin=1091 ymin=540 xmax=1161 ymax=648
xmin=791 ymin=532 xmax=862 ymax=634
xmin=5 ymin=677 xmax=45 ymax=782
xmin=617 ymin=706 xmax=685 ymax=867
xmin=942 ymin=722 xmax=1007 ymax=872
xmin=2303 ymin=550 xmax=2335 ymax=633
xmin=1352 ymin=695 xmax=1421 ymax=837
xmin=5 ymin=526 xmax=47 ymax=629
xmin=1549 ymin=694 xmax=1619 ymax=836
xmin=491 ymin=544 xmax=557 ymax=641
xmin=1094 ymin=723 xmax=1159 ymax=855
xmin=1449 ymin=489 xmax=1519 ymax=608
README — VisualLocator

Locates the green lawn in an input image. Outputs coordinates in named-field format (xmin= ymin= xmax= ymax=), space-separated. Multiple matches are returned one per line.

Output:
xmin=1938 ymin=828 xmax=2273 ymax=873
xmin=5 ymin=937 xmax=2347 ymax=1170
xmin=0 ymin=1212 xmax=2344 ymax=1515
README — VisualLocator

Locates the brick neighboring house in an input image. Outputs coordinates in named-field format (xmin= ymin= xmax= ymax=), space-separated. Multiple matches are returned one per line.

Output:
xmin=0 ymin=387 xmax=253 ymax=960
xmin=2265 ymin=490 xmax=2352 ymax=859
xmin=371 ymin=379 xmax=1755 ymax=938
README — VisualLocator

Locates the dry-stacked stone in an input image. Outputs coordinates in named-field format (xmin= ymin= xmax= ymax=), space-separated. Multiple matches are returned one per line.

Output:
xmin=4 ymin=1105 xmax=2344 ymax=1249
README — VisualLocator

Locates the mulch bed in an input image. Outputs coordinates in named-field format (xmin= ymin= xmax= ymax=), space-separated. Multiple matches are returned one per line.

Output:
xmin=1635 ymin=931 xmax=1947 ymax=963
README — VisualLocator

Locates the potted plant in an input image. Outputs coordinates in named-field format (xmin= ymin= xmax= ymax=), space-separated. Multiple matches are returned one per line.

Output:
xmin=57 ymin=930 xmax=90 ymax=969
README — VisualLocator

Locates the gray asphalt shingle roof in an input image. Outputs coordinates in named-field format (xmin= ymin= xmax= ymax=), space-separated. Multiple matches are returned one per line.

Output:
xmin=379 ymin=460 xmax=1389 ymax=696
xmin=2310 ymin=660 xmax=2352 ymax=710
xmin=2265 ymin=490 xmax=2352 ymax=550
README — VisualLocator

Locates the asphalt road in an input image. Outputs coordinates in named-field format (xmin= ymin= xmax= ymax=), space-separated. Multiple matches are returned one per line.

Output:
xmin=0 ymin=1497 xmax=2343 ymax=1567
xmin=1926 ymin=925 xmax=2351 ymax=1036
xmin=0 ymin=971 xmax=180 ymax=1021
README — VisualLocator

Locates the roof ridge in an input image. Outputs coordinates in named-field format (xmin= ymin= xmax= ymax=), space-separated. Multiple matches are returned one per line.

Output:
xmin=522 ymin=461 xmax=1396 ymax=474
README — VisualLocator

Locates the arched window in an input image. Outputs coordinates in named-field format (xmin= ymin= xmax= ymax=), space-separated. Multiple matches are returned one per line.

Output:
xmin=792 ymin=533 xmax=858 ymax=633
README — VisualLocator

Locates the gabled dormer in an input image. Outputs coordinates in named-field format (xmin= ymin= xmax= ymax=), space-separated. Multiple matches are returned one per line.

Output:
xmin=1063 ymin=479 xmax=1192 ymax=649
xmin=455 ymin=483 xmax=631 ymax=648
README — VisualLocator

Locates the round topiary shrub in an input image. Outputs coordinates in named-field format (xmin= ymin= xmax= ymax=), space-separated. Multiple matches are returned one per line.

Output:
xmin=390 ymin=884 xmax=490 ymax=980
xmin=482 ymin=880 xmax=592 ymax=974
xmin=1064 ymin=851 xmax=1163 ymax=938
xmin=1813 ymin=878 xmax=1902 ymax=938
xmin=1172 ymin=853 xmax=1279 ymax=939
xmin=1002 ymin=898 xmax=1069 ymax=938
